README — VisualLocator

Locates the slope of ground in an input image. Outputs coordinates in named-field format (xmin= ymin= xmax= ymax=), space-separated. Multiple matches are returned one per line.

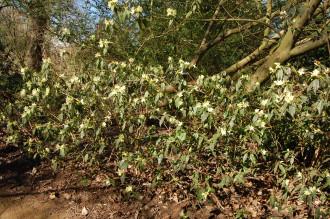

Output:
xmin=1 ymin=125 xmax=328 ymax=219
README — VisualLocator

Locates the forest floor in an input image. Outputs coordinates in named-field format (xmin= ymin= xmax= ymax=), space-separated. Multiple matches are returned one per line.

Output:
xmin=0 ymin=135 xmax=324 ymax=218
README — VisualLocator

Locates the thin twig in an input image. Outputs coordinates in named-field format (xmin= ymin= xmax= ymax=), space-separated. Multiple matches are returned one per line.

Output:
xmin=209 ymin=193 xmax=224 ymax=210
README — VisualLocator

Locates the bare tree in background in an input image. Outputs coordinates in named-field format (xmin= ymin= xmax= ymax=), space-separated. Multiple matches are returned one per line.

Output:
xmin=26 ymin=0 xmax=49 ymax=72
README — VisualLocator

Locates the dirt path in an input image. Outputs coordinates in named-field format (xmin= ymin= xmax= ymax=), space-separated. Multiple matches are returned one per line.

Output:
xmin=0 ymin=196 xmax=69 ymax=219
xmin=0 ymin=188 xmax=143 ymax=219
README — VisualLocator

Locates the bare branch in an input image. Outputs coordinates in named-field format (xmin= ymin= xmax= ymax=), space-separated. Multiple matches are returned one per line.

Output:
xmin=191 ymin=10 xmax=280 ymax=66
xmin=289 ymin=34 xmax=330 ymax=57
xmin=246 ymin=0 xmax=323 ymax=92
xmin=224 ymin=1 xmax=274 ymax=76
xmin=263 ymin=0 xmax=272 ymax=38
xmin=199 ymin=0 xmax=227 ymax=47
xmin=224 ymin=39 xmax=276 ymax=74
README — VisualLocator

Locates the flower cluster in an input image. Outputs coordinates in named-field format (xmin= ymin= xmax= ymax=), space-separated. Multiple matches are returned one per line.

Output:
xmin=166 ymin=8 xmax=177 ymax=17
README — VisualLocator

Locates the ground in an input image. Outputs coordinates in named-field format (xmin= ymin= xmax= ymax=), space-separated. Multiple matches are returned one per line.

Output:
xmin=0 ymin=139 xmax=326 ymax=218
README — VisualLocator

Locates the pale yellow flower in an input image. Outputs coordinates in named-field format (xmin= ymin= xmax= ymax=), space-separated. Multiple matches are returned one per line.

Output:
xmin=128 ymin=58 xmax=134 ymax=63
xmin=104 ymin=19 xmax=114 ymax=27
xmin=108 ymin=0 xmax=118 ymax=8
xmin=20 ymin=67 xmax=28 ymax=74
xmin=246 ymin=125 xmax=255 ymax=132
xmin=125 ymin=186 xmax=133 ymax=193
xmin=99 ymin=39 xmax=110 ymax=48
xmin=274 ymin=80 xmax=285 ymax=86
xmin=61 ymin=27 xmax=70 ymax=35
xmin=311 ymin=69 xmax=320 ymax=77
xmin=284 ymin=91 xmax=294 ymax=103
xmin=220 ymin=127 xmax=227 ymax=136
xmin=260 ymin=99 xmax=269 ymax=106
xmin=237 ymin=101 xmax=249 ymax=108
xmin=274 ymin=62 xmax=281 ymax=69
xmin=166 ymin=8 xmax=177 ymax=17
xmin=298 ymin=68 xmax=306 ymax=76
xmin=135 ymin=5 xmax=143 ymax=13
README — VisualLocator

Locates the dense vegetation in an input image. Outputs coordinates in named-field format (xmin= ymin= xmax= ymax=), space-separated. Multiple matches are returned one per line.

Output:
xmin=1 ymin=0 xmax=329 ymax=217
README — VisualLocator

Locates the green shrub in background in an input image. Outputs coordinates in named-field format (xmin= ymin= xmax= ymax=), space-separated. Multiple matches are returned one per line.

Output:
xmin=1 ymin=55 xmax=329 ymax=212
xmin=0 ymin=39 xmax=22 ymax=113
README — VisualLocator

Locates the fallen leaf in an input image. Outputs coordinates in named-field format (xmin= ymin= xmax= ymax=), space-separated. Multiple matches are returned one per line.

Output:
xmin=31 ymin=167 xmax=37 ymax=175
xmin=63 ymin=193 xmax=71 ymax=200
xmin=49 ymin=192 xmax=56 ymax=200
xmin=81 ymin=207 xmax=89 ymax=216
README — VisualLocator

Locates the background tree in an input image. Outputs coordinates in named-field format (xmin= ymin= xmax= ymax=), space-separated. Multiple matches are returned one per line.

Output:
xmin=86 ymin=0 xmax=328 ymax=86
xmin=0 ymin=0 xmax=92 ymax=71
xmin=26 ymin=0 xmax=49 ymax=71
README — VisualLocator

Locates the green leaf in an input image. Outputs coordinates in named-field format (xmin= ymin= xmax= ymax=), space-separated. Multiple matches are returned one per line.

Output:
xmin=316 ymin=100 xmax=324 ymax=114
xmin=249 ymin=153 xmax=256 ymax=165
xmin=119 ymin=159 xmax=128 ymax=170
xmin=234 ymin=172 xmax=245 ymax=184
xmin=83 ymin=153 xmax=89 ymax=162
xmin=288 ymin=105 xmax=296 ymax=117
xmin=59 ymin=145 xmax=67 ymax=157
xmin=218 ymin=175 xmax=232 ymax=188
xmin=308 ymin=79 xmax=319 ymax=93
xmin=243 ymin=153 xmax=248 ymax=163
xmin=98 ymin=144 xmax=105 ymax=154
xmin=51 ymin=159 xmax=58 ymax=171
xmin=175 ymin=97 xmax=183 ymax=108
xmin=159 ymin=115 xmax=165 ymax=126
xmin=279 ymin=163 xmax=286 ymax=176
xmin=201 ymin=112 xmax=208 ymax=122
xmin=157 ymin=153 xmax=163 ymax=165
xmin=176 ymin=129 xmax=186 ymax=142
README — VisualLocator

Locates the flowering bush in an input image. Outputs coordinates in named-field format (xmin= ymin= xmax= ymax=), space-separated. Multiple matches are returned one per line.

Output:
xmin=1 ymin=54 xmax=329 ymax=211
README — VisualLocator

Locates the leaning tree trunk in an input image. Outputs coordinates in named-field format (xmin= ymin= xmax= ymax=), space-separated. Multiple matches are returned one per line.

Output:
xmin=27 ymin=0 xmax=48 ymax=72
xmin=245 ymin=0 xmax=322 ymax=92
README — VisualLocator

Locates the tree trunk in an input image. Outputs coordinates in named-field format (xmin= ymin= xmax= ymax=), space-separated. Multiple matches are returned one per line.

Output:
xmin=246 ymin=0 xmax=322 ymax=92
xmin=27 ymin=0 xmax=48 ymax=72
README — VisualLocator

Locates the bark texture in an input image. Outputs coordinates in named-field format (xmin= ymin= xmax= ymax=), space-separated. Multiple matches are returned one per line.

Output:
xmin=27 ymin=0 xmax=48 ymax=72
xmin=246 ymin=0 xmax=323 ymax=92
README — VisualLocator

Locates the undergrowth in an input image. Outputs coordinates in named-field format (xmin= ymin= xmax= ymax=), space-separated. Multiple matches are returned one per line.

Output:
xmin=1 ymin=57 xmax=329 ymax=215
